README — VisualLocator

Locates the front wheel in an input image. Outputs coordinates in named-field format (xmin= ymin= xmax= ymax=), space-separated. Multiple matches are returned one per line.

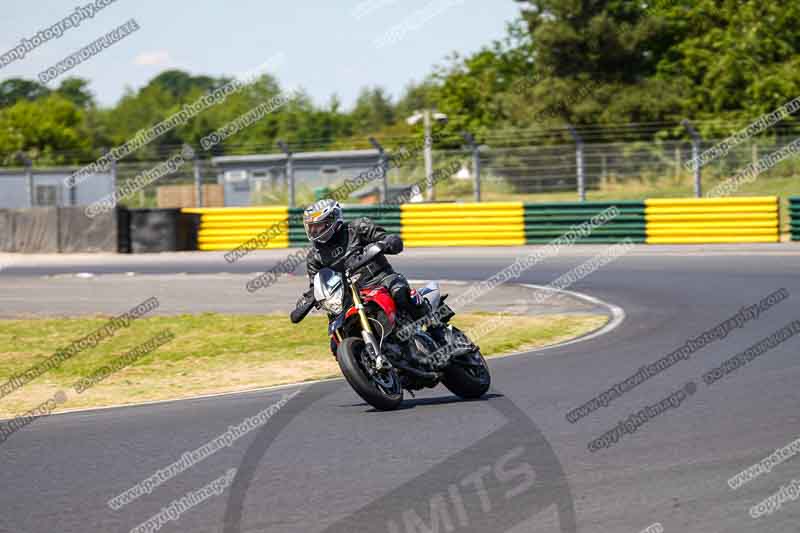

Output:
xmin=337 ymin=337 xmax=403 ymax=411
xmin=442 ymin=349 xmax=491 ymax=399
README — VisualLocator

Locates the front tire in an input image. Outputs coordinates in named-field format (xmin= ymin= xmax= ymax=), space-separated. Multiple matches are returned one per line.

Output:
xmin=337 ymin=337 xmax=403 ymax=411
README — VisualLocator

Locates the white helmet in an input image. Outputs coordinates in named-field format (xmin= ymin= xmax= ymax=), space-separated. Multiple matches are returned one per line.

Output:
xmin=303 ymin=199 xmax=343 ymax=243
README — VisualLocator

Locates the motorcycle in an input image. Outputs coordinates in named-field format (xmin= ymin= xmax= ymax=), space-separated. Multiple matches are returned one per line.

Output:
xmin=291 ymin=243 xmax=491 ymax=410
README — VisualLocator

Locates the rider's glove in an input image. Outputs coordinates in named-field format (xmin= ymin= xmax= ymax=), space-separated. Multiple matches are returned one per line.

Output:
xmin=296 ymin=290 xmax=315 ymax=310
xmin=380 ymin=235 xmax=403 ymax=254
xmin=291 ymin=290 xmax=316 ymax=323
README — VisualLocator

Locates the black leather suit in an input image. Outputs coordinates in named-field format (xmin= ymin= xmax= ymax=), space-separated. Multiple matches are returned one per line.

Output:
xmin=302 ymin=217 xmax=427 ymax=323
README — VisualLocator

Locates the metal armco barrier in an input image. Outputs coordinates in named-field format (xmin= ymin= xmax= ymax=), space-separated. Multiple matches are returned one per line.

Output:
xmin=183 ymin=207 xmax=290 ymax=251
xmin=0 ymin=207 xmax=117 ymax=253
xmin=645 ymin=197 xmax=780 ymax=244
xmin=59 ymin=207 xmax=119 ymax=252
xmin=1 ymin=207 xmax=59 ymax=253
xmin=524 ymin=201 xmax=646 ymax=244
xmin=791 ymin=197 xmax=800 ymax=241
xmin=401 ymin=202 xmax=525 ymax=247
xmin=127 ymin=209 xmax=200 ymax=253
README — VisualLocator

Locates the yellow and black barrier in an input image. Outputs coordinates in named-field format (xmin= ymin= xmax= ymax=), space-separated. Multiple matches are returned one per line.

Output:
xmin=645 ymin=197 xmax=780 ymax=244
xmin=181 ymin=196 xmax=788 ymax=251
xmin=182 ymin=206 xmax=290 ymax=251
xmin=791 ymin=197 xmax=799 ymax=241
xmin=400 ymin=202 xmax=525 ymax=247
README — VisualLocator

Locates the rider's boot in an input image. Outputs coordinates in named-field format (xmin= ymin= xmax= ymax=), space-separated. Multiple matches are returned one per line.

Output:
xmin=420 ymin=299 xmax=448 ymax=345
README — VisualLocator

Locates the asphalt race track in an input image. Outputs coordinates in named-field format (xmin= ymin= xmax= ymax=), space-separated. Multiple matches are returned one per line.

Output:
xmin=1 ymin=244 xmax=800 ymax=533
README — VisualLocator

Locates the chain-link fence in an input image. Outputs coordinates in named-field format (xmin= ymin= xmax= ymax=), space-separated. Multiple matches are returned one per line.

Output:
xmin=3 ymin=126 xmax=799 ymax=210
xmin=389 ymin=134 xmax=800 ymax=203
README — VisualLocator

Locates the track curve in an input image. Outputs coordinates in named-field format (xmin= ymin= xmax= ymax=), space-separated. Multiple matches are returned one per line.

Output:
xmin=1 ymin=244 xmax=799 ymax=533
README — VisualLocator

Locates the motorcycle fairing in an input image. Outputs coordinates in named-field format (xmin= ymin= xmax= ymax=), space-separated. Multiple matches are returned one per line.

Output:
xmin=345 ymin=286 xmax=397 ymax=327
xmin=417 ymin=282 xmax=441 ymax=310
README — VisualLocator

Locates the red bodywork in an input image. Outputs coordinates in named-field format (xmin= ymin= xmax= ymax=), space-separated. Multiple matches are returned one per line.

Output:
xmin=344 ymin=286 xmax=397 ymax=326
xmin=333 ymin=287 xmax=398 ymax=349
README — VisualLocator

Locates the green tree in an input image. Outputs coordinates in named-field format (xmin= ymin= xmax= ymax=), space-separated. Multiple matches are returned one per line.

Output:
xmin=394 ymin=80 xmax=438 ymax=119
xmin=55 ymin=78 xmax=95 ymax=109
xmin=0 ymin=94 xmax=93 ymax=165
xmin=351 ymin=87 xmax=396 ymax=134
xmin=650 ymin=0 xmax=800 ymax=136
xmin=5 ymin=0 xmax=800 ymax=165
xmin=146 ymin=70 xmax=219 ymax=100
xmin=0 ymin=78 xmax=50 ymax=108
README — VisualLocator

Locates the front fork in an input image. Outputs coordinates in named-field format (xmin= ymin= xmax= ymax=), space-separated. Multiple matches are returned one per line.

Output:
xmin=349 ymin=282 xmax=390 ymax=370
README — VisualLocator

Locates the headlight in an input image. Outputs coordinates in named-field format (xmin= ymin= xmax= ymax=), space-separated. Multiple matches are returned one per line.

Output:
xmin=314 ymin=268 xmax=344 ymax=315
xmin=321 ymin=289 xmax=344 ymax=315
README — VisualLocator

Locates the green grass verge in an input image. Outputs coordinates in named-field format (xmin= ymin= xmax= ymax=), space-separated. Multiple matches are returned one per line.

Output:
xmin=0 ymin=312 xmax=606 ymax=417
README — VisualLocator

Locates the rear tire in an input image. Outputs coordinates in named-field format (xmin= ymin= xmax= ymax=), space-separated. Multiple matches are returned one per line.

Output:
xmin=442 ymin=350 xmax=491 ymax=399
xmin=337 ymin=337 xmax=403 ymax=411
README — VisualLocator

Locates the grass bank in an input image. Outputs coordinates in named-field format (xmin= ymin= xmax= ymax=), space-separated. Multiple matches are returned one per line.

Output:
xmin=0 ymin=312 xmax=606 ymax=417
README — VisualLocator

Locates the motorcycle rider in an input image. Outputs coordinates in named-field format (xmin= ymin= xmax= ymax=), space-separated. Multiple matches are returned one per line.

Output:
xmin=295 ymin=199 xmax=430 ymax=348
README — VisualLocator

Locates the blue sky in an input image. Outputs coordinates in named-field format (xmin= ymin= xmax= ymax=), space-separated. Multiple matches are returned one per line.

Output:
xmin=0 ymin=0 xmax=522 ymax=109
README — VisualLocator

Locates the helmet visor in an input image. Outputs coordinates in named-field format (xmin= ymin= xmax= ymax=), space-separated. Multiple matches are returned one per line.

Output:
xmin=305 ymin=218 xmax=336 ymax=241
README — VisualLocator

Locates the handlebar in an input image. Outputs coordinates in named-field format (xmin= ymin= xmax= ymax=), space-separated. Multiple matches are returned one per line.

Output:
xmin=290 ymin=243 xmax=383 ymax=324
xmin=346 ymin=243 xmax=383 ymax=272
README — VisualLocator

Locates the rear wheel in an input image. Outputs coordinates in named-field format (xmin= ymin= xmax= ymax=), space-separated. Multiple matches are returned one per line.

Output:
xmin=337 ymin=337 xmax=403 ymax=411
xmin=442 ymin=338 xmax=491 ymax=400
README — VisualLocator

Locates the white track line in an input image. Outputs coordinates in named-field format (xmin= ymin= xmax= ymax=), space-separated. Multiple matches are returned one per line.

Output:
xmin=11 ymin=282 xmax=625 ymax=420
xmin=516 ymin=284 xmax=625 ymax=353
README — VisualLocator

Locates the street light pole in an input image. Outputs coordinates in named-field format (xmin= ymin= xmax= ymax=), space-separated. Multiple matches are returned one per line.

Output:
xmin=369 ymin=136 xmax=388 ymax=202
xmin=407 ymin=109 xmax=447 ymax=203
xmin=193 ymin=154 xmax=203 ymax=208
xmin=567 ymin=125 xmax=586 ymax=202
xmin=17 ymin=152 xmax=33 ymax=207
xmin=682 ymin=119 xmax=702 ymax=197
xmin=461 ymin=132 xmax=481 ymax=202
xmin=277 ymin=140 xmax=294 ymax=207
xmin=423 ymin=110 xmax=434 ymax=201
